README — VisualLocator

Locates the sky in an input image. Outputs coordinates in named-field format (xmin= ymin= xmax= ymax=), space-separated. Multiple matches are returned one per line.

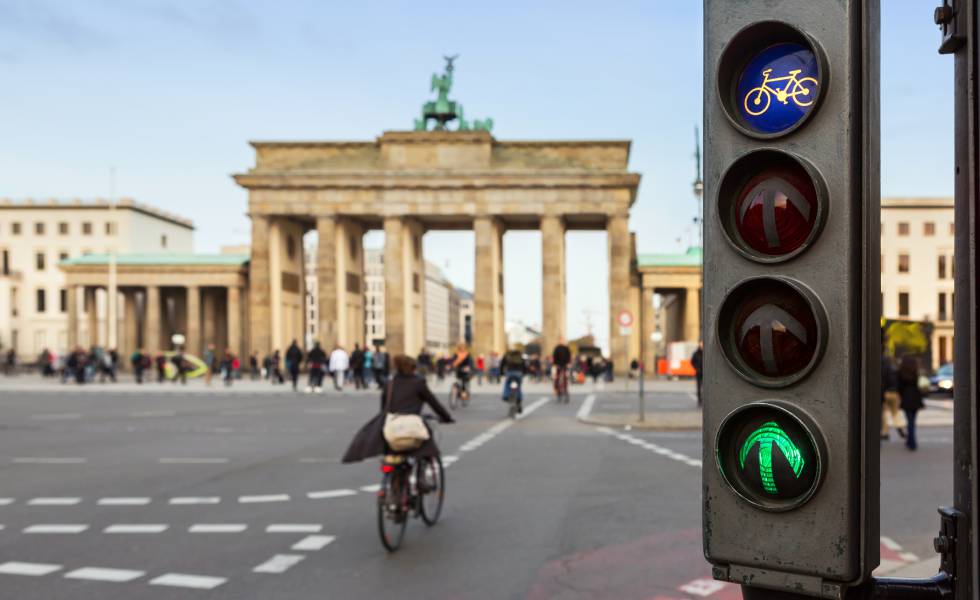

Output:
xmin=0 ymin=1 xmax=953 ymax=351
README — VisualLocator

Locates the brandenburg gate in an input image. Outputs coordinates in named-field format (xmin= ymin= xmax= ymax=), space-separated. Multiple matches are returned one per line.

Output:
xmin=235 ymin=130 xmax=640 ymax=365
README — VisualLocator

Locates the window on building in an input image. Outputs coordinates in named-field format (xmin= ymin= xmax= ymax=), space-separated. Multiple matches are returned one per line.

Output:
xmin=898 ymin=222 xmax=909 ymax=236
xmin=939 ymin=336 xmax=949 ymax=365
xmin=898 ymin=253 xmax=909 ymax=273
xmin=35 ymin=252 xmax=45 ymax=271
xmin=160 ymin=234 xmax=167 ymax=249
xmin=59 ymin=288 xmax=67 ymax=313
xmin=36 ymin=288 xmax=46 ymax=313
xmin=11 ymin=287 xmax=18 ymax=317
xmin=82 ymin=222 xmax=92 ymax=235
xmin=1 ymin=250 xmax=8 ymax=275
xmin=924 ymin=222 xmax=935 ymax=236
xmin=939 ymin=293 xmax=948 ymax=321
xmin=59 ymin=222 xmax=69 ymax=235
xmin=939 ymin=255 xmax=947 ymax=279
xmin=899 ymin=292 xmax=910 ymax=317
xmin=105 ymin=221 xmax=116 ymax=235
xmin=11 ymin=222 xmax=21 ymax=235
xmin=35 ymin=222 xmax=45 ymax=235
xmin=59 ymin=251 xmax=68 ymax=262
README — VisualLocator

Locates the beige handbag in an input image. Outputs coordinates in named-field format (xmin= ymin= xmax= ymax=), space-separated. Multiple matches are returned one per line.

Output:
xmin=382 ymin=381 xmax=430 ymax=452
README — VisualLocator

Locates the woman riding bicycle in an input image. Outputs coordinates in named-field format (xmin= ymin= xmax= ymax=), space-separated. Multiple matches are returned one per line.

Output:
xmin=501 ymin=348 xmax=527 ymax=413
xmin=451 ymin=343 xmax=473 ymax=392
xmin=342 ymin=355 xmax=454 ymax=464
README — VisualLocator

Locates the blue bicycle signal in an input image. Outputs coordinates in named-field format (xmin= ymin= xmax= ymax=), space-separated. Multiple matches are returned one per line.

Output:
xmin=736 ymin=43 xmax=820 ymax=134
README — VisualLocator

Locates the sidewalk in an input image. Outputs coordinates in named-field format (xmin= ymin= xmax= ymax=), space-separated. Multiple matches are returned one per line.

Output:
xmin=577 ymin=378 xmax=703 ymax=431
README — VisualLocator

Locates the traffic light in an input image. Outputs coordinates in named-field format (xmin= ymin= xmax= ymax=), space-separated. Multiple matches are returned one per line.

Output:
xmin=703 ymin=2 xmax=880 ymax=596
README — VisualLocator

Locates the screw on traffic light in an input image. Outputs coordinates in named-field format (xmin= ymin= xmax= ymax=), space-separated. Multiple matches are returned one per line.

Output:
xmin=703 ymin=3 xmax=880 ymax=597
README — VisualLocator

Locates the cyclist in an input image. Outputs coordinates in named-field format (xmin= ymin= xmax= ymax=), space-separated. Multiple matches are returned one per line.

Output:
xmin=551 ymin=339 xmax=572 ymax=398
xmin=501 ymin=348 xmax=527 ymax=413
xmin=451 ymin=343 xmax=473 ymax=398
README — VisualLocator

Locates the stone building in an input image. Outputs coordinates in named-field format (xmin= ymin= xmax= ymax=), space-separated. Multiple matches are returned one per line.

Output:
xmin=233 ymin=129 xmax=641 ymax=372
xmin=0 ymin=198 xmax=193 ymax=359
xmin=881 ymin=197 xmax=955 ymax=367
xmin=364 ymin=249 xmax=385 ymax=347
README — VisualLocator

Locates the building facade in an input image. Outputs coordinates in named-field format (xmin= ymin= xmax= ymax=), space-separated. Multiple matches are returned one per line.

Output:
xmin=364 ymin=249 xmax=385 ymax=347
xmin=0 ymin=198 xmax=193 ymax=360
xmin=881 ymin=197 xmax=955 ymax=368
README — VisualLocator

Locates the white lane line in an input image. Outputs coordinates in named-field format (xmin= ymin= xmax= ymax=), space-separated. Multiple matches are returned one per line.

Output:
xmin=0 ymin=498 xmax=14 ymax=506
xmin=880 ymin=536 xmax=902 ymax=551
xmin=266 ymin=524 xmax=323 ymax=533
xmin=12 ymin=457 xmax=87 ymax=464
xmin=679 ymin=578 xmax=727 ymax=597
xmin=158 ymin=458 xmax=229 ymax=464
xmin=189 ymin=524 xmax=247 ymax=533
xmin=576 ymin=393 xmax=597 ymax=420
xmin=239 ymin=494 xmax=290 ymax=503
xmin=516 ymin=396 xmax=550 ymax=421
xmin=598 ymin=427 xmax=701 ymax=469
xmin=0 ymin=561 xmax=62 ymax=576
xmin=359 ymin=484 xmax=381 ymax=493
xmin=64 ymin=567 xmax=145 ymax=582
xmin=307 ymin=489 xmax=357 ymax=500
xmin=104 ymin=524 xmax=168 ymax=534
xmin=900 ymin=552 xmax=921 ymax=562
xmin=30 ymin=413 xmax=82 ymax=420
xmin=252 ymin=554 xmax=305 ymax=574
xmin=24 ymin=524 xmax=89 ymax=534
xmin=27 ymin=497 xmax=81 ymax=506
xmin=291 ymin=534 xmax=336 ymax=551
xmin=98 ymin=497 xmax=151 ymax=506
xmin=169 ymin=497 xmax=220 ymax=505
xmin=149 ymin=573 xmax=227 ymax=590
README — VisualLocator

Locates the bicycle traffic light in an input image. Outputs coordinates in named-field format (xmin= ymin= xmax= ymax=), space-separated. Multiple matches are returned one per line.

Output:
xmin=702 ymin=2 xmax=880 ymax=596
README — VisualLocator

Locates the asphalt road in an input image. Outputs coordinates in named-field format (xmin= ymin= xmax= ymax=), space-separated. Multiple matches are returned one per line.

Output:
xmin=0 ymin=377 xmax=953 ymax=599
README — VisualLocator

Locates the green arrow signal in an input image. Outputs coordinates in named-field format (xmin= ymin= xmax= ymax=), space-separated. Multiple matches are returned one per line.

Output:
xmin=738 ymin=421 xmax=805 ymax=494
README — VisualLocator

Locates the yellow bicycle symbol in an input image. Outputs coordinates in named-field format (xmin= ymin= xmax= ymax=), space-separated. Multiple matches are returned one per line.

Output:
xmin=743 ymin=68 xmax=819 ymax=117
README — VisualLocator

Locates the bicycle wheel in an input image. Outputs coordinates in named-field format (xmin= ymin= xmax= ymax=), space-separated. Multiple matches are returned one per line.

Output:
xmin=417 ymin=456 xmax=445 ymax=526
xmin=507 ymin=392 xmax=518 ymax=419
xmin=743 ymin=86 xmax=771 ymax=116
xmin=792 ymin=77 xmax=818 ymax=107
xmin=377 ymin=471 xmax=408 ymax=552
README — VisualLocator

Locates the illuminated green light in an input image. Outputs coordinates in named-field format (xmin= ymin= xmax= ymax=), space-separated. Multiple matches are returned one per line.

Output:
xmin=738 ymin=421 xmax=805 ymax=494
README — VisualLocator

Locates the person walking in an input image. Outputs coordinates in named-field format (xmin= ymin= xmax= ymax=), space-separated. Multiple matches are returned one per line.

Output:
xmin=270 ymin=350 xmax=284 ymax=384
xmin=350 ymin=344 xmax=366 ymax=389
xmin=896 ymin=356 xmax=925 ymax=451
xmin=131 ymin=349 xmax=145 ymax=384
xmin=203 ymin=343 xmax=216 ymax=386
xmin=691 ymin=341 xmax=704 ymax=407
xmin=155 ymin=353 xmax=167 ymax=383
xmin=373 ymin=345 xmax=389 ymax=389
xmin=285 ymin=340 xmax=303 ymax=391
xmin=881 ymin=354 xmax=905 ymax=440
xmin=363 ymin=346 xmax=374 ymax=387
xmin=329 ymin=345 xmax=350 ymax=392
xmin=249 ymin=351 xmax=259 ymax=380
xmin=172 ymin=350 xmax=187 ymax=385
xmin=220 ymin=350 xmax=235 ymax=387
xmin=306 ymin=341 xmax=327 ymax=392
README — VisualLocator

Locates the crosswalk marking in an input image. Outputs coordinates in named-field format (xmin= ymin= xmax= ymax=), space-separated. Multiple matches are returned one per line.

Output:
xmin=291 ymin=534 xmax=336 ymax=551
xmin=64 ymin=567 xmax=145 ymax=582
xmin=252 ymin=554 xmax=305 ymax=573
xmin=149 ymin=573 xmax=227 ymax=589
xmin=0 ymin=561 xmax=62 ymax=576
xmin=306 ymin=489 xmax=357 ymax=499
xmin=239 ymin=494 xmax=290 ymax=503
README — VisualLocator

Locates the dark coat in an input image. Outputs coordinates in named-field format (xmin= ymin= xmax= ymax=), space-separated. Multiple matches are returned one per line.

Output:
xmin=342 ymin=374 xmax=454 ymax=463
xmin=897 ymin=369 xmax=924 ymax=412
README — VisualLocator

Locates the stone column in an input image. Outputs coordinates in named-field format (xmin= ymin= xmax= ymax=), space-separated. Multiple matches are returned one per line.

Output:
xmin=249 ymin=215 xmax=272 ymax=355
xmin=202 ymin=288 xmax=216 ymax=350
xmin=145 ymin=286 xmax=161 ymax=352
xmin=228 ymin=286 xmax=242 ymax=357
xmin=317 ymin=216 xmax=339 ymax=350
xmin=641 ymin=286 xmax=656 ymax=376
xmin=186 ymin=285 xmax=200 ymax=355
xmin=684 ymin=286 xmax=701 ymax=342
xmin=85 ymin=286 xmax=98 ymax=347
xmin=123 ymin=290 xmax=139 ymax=357
xmin=406 ymin=220 xmax=426 ymax=355
xmin=66 ymin=285 xmax=79 ymax=350
xmin=383 ymin=217 xmax=407 ymax=356
xmin=474 ymin=216 xmax=505 ymax=357
xmin=607 ymin=214 xmax=631 ymax=374
xmin=541 ymin=215 xmax=566 ymax=354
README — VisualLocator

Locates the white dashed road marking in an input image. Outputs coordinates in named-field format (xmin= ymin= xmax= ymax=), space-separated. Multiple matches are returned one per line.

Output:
xmin=28 ymin=497 xmax=81 ymax=506
xmin=0 ymin=498 xmax=13 ymax=505
xmin=239 ymin=494 xmax=290 ymax=503
xmin=291 ymin=534 xmax=336 ymax=551
xmin=12 ymin=457 xmax=87 ymax=464
xmin=252 ymin=554 xmax=305 ymax=574
xmin=576 ymin=394 xmax=597 ymax=420
xmin=307 ymin=489 xmax=357 ymax=499
xmin=64 ymin=567 xmax=145 ymax=582
xmin=98 ymin=497 xmax=151 ymax=506
xmin=24 ymin=524 xmax=89 ymax=534
xmin=169 ymin=496 xmax=220 ymax=505
xmin=597 ymin=426 xmax=702 ymax=469
xmin=359 ymin=484 xmax=381 ymax=493
xmin=158 ymin=457 xmax=229 ymax=464
xmin=266 ymin=524 xmax=323 ymax=533
xmin=104 ymin=524 xmax=169 ymax=534
xmin=30 ymin=413 xmax=82 ymax=420
xmin=679 ymin=578 xmax=727 ymax=597
xmin=189 ymin=524 xmax=248 ymax=533
xmin=149 ymin=573 xmax=227 ymax=590
xmin=0 ymin=562 xmax=62 ymax=576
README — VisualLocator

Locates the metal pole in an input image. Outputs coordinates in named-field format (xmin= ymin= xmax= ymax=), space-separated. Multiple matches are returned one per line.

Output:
xmin=638 ymin=361 xmax=645 ymax=422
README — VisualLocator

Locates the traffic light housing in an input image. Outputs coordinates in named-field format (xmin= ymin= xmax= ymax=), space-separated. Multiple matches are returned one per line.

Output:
xmin=703 ymin=2 xmax=880 ymax=596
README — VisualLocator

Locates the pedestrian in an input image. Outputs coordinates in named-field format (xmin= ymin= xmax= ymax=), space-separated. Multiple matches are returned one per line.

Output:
xmin=285 ymin=340 xmax=303 ymax=391
xmin=172 ymin=350 xmax=187 ymax=385
xmin=897 ymin=356 xmax=925 ymax=451
xmin=363 ymin=346 xmax=374 ymax=387
xmin=221 ymin=349 xmax=235 ymax=387
xmin=881 ymin=354 xmax=905 ymax=440
xmin=329 ymin=345 xmax=350 ymax=391
xmin=351 ymin=343 xmax=366 ymax=389
xmin=373 ymin=345 xmax=389 ymax=388
xmin=155 ymin=353 xmax=167 ymax=383
xmin=4 ymin=347 xmax=16 ymax=376
xmin=691 ymin=341 xmax=704 ymax=407
xmin=203 ymin=343 xmax=217 ymax=386
xmin=489 ymin=352 xmax=501 ymax=383
xmin=476 ymin=354 xmax=486 ymax=385
xmin=131 ymin=348 xmax=145 ymax=384
xmin=270 ymin=350 xmax=284 ymax=384
xmin=306 ymin=341 xmax=327 ymax=392
xmin=249 ymin=351 xmax=259 ymax=380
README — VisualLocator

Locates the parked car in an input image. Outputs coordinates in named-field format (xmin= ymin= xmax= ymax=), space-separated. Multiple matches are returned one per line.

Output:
xmin=930 ymin=363 xmax=954 ymax=396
